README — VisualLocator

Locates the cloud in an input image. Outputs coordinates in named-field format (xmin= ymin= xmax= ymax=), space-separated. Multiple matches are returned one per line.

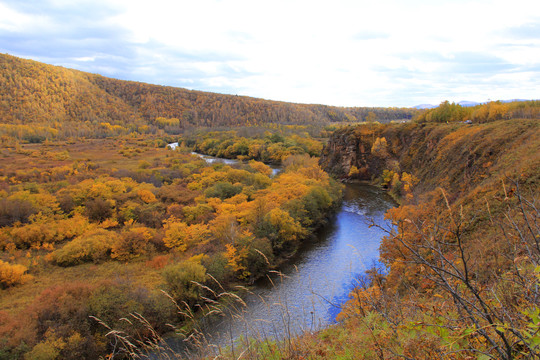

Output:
xmin=385 ymin=51 xmax=519 ymax=77
xmin=0 ymin=0 xmax=539 ymax=107
xmin=501 ymin=21 xmax=540 ymax=40
xmin=0 ymin=0 xmax=253 ymax=92
xmin=443 ymin=52 xmax=516 ymax=76
xmin=0 ymin=0 xmax=132 ymax=61
xmin=353 ymin=31 xmax=390 ymax=41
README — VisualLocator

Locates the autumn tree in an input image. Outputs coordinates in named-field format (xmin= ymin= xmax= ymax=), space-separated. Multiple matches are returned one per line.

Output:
xmin=371 ymin=137 xmax=389 ymax=159
xmin=378 ymin=186 xmax=540 ymax=359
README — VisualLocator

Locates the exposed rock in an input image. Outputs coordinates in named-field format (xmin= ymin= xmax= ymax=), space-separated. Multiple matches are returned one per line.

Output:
xmin=319 ymin=126 xmax=386 ymax=181
xmin=320 ymin=120 xmax=540 ymax=198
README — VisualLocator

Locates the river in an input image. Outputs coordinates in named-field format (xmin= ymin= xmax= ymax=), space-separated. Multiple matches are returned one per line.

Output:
xmin=167 ymin=147 xmax=395 ymax=354
xmin=168 ymin=143 xmax=281 ymax=176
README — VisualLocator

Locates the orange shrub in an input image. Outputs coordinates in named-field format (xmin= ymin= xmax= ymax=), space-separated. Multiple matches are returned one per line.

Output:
xmin=111 ymin=226 xmax=154 ymax=260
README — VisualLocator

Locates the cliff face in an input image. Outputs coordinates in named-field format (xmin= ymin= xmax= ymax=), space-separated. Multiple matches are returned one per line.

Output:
xmin=320 ymin=120 xmax=540 ymax=197
xmin=319 ymin=125 xmax=386 ymax=180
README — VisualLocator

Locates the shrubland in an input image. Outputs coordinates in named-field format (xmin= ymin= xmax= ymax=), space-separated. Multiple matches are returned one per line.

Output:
xmin=181 ymin=125 xmax=325 ymax=164
xmin=0 ymin=135 xmax=341 ymax=359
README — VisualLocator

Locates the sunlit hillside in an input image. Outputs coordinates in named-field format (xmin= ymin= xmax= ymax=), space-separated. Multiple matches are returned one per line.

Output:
xmin=0 ymin=53 xmax=416 ymax=142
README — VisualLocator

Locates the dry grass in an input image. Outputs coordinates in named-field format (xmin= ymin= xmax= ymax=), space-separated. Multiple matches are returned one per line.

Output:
xmin=0 ymin=137 xmax=173 ymax=176
xmin=94 ymin=269 xmax=324 ymax=360
xmin=0 ymin=259 xmax=163 ymax=315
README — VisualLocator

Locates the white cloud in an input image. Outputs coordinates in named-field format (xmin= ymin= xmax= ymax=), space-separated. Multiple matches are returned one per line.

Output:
xmin=0 ymin=0 xmax=539 ymax=106
xmin=0 ymin=3 xmax=49 ymax=31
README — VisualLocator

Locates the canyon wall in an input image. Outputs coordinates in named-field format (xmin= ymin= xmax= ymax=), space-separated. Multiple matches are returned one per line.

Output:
xmin=320 ymin=120 xmax=539 ymax=199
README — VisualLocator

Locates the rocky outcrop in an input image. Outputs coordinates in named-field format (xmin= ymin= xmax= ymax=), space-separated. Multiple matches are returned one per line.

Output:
xmin=320 ymin=120 xmax=540 ymax=198
xmin=319 ymin=125 xmax=386 ymax=180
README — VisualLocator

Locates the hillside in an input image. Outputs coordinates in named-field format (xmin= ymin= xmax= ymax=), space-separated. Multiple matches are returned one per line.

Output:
xmin=303 ymin=117 xmax=540 ymax=358
xmin=0 ymin=53 xmax=416 ymax=140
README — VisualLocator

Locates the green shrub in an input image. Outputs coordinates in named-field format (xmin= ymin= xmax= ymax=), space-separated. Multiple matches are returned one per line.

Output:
xmin=162 ymin=261 xmax=207 ymax=306
xmin=50 ymin=229 xmax=117 ymax=266
xmin=204 ymin=181 xmax=243 ymax=200
xmin=201 ymin=252 xmax=234 ymax=285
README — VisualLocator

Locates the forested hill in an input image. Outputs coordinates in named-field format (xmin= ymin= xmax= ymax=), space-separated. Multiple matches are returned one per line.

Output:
xmin=0 ymin=53 xmax=416 ymax=138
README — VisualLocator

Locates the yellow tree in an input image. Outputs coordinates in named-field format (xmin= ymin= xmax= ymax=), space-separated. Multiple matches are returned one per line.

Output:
xmin=371 ymin=137 xmax=389 ymax=159
xmin=162 ymin=218 xmax=188 ymax=251
xmin=224 ymin=243 xmax=249 ymax=279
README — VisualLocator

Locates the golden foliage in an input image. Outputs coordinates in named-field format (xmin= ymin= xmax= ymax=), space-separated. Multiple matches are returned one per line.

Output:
xmin=162 ymin=218 xmax=188 ymax=251
xmin=137 ymin=189 xmax=157 ymax=203
xmin=371 ymin=137 xmax=389 ymax=158
xmin=111 ymin=226 xmax=154 ymax=260
xmin=0 ymin=53 xmax=416 ymax=142
xmin=0 ymin=260 xmax=31 ymax=288
xmin=224 ymin=243 xmax=249 ymax=279
xmin=49 ymin=229 xmax=118 ymax=266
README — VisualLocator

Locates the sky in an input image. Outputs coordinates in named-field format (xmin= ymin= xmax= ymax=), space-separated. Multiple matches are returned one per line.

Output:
xmin=0 ymin=0 xmax=539 ymax=107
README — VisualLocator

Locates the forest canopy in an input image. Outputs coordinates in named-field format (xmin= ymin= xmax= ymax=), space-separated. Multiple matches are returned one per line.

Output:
xmin=0 ymin=53 xmax=417 ymax=142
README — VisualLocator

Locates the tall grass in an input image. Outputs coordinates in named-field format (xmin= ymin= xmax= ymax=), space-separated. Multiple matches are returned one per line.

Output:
xmin=94 ymin=269 xmax=330 ymax=359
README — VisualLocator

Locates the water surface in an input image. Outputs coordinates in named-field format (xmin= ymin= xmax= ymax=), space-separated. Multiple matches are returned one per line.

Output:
xmin=201 ymin=183 xmax=394 ymax=348
xmin=165 ymin=145 xmax=394 ymax=351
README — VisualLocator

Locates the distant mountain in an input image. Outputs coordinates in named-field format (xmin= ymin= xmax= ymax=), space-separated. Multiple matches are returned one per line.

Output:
xmin=412 ymin=104 xmax=437 ymax=109
xmin=457 ymin=101 xmax=481 ymax=107
xmin=414 ymin=99 xmax=535 ymax=110
xmin=413 ymin=101 xmax=481 ymax=109
xmin=0 ymin=53 xmax=417 ymax=134
xmin=501 ymin=99 xmax=528 ymax=103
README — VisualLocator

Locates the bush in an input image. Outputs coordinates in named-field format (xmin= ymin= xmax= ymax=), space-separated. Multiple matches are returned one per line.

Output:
xmin=9 ymin=222 xmax=57 ymax=249
xmin=162 ymin=261 xmax=207 ymax=306
xmin=244 ymin=237 xmax=274 ymax=281
xmin=0 ymin=198 xmax=36 ymax=227
xmin=201 ymin=252 xmax=234 ymax=285
xmin=87 ymin=282 xmax=176 ymax=337
xmin=259 ymin=208 xmax=306 ymax=254
xmin=204 ymin=181 xmax=242 ymax=200
xmin=133 ymin=202 xmax=166 ymax=228
xmin=27 ymin=283 xmax=103 ymax=359
xmin=0 ymin=260 xmax=31 ymax=288
xmin=50 ymin=229 xmax=117 ymax=266
xmin=84 ymin=198 xmax=112 ymax=223
xmin=111 ymin=227 xmax=154 ymax=260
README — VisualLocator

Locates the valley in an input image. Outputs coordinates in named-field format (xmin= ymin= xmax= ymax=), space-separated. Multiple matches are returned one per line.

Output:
xmin=0 ymin=53 xmax=538 ymax=359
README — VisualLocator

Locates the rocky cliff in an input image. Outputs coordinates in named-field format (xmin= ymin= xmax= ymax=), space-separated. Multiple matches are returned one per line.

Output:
xmin=320 ymin=120 xmax=539 ymax=198
xmin=318 ymin=124 xmax=386 ymax=180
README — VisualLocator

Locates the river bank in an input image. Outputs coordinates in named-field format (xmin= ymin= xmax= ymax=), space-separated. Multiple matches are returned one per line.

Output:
xmin=161 ymin=146 xmax=395 ymax=356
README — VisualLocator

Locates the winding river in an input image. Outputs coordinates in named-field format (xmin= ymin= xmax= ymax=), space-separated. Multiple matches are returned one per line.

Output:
xmin=168 ymin=146 xmax=395 ymax=352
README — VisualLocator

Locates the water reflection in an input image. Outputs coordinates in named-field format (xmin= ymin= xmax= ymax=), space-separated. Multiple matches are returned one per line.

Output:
xmin=202 ymin=183 xmax=395 ymax=347
xmin=165 ymin=143 xmax=394 ymax=350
